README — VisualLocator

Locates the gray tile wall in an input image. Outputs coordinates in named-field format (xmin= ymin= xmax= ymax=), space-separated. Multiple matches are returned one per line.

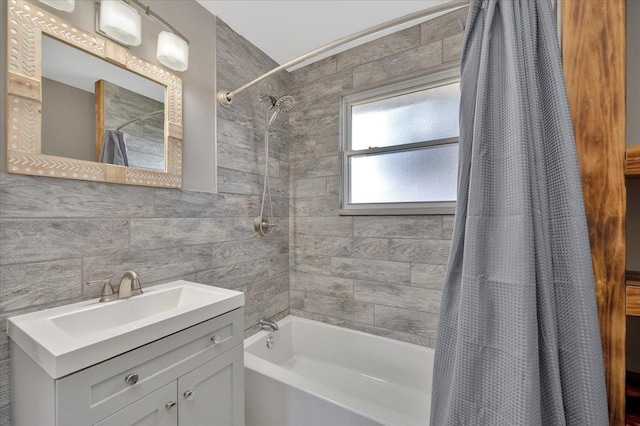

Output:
xmin=288 ymin=8 xmax=467 ymax=347
xmin=0 ymin=4 xmax=466 ymax=423
xmin=0 ymin=15 xmax=290 ymax=423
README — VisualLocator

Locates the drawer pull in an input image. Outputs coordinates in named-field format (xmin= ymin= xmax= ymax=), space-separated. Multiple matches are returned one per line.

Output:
xmin=183 ymin=389 xmax=195 ymax=401
xmin=124 ymin=373 xmax=139 ymax=385
xmin=210 ymin=334 xmax=222 ymax=344
xmin=165 ymin=401 xmax=177 ymax=413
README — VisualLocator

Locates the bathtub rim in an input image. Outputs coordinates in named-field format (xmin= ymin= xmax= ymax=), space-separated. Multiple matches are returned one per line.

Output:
xmin=244 ymin=315 xmax=434 ymax=426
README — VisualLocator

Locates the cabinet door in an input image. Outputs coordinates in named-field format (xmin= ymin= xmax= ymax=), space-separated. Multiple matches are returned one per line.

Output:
xmin=94 ymin=382 xmax=178 ymax=426
xmin=178 ymin=344 xmax=244 ymax=426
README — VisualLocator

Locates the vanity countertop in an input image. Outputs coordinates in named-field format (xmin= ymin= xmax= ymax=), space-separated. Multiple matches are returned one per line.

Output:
xmin=7 ymin=280 xmax=244 ymax=378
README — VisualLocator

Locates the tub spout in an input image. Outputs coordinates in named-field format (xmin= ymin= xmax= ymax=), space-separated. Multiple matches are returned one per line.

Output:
xmin=259 ymin=318 xmax=279 ymax=332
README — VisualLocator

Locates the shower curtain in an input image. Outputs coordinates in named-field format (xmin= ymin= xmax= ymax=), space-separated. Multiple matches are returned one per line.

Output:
xmin=430 ymin=1 xmax=609 ymax=424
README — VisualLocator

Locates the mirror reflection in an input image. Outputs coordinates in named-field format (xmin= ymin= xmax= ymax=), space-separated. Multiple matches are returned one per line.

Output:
xmin=41 ymin=35 xmax=166 ymax=171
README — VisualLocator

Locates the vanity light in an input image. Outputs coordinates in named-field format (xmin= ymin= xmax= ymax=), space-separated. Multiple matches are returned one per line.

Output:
xmin=94 ymin=0 xmax=189 ymax=72
xmin=156 ymin=31 xmax=189 ymax=72
xmin=38 ymin=0 xmax=75 ymax=12
xmin=97 ymin=0 xmax=142 ymax=47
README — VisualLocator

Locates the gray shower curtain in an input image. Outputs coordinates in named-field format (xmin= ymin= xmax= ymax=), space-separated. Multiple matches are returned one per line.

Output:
xmin=430 ymin=1 xmax=609 ymax=425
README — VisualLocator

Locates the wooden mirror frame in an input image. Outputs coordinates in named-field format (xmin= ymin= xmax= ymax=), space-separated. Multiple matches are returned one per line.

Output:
xmin=6 ymin=0 xmax=183 ymax=188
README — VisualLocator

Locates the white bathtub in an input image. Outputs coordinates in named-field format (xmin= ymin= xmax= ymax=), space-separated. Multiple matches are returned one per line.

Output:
xmin=244 ymin=316 xmax=434 ymax=426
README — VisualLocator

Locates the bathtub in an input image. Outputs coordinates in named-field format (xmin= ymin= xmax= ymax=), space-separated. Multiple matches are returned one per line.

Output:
xmin=244 ymin=316 xmax=434 ymax=426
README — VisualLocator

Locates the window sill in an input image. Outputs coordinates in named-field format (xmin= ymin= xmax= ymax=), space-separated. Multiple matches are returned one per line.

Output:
xmin=339 ymin=203 xmax=455 ymax=216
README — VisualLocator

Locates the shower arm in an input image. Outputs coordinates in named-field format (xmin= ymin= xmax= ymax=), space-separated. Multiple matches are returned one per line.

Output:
xmin=216 ymin=0 xmax=470 ymax=107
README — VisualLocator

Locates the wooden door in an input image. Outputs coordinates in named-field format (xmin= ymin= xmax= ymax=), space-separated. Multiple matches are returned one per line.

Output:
xmin=561 ymin=0 xmax=627 ymax=424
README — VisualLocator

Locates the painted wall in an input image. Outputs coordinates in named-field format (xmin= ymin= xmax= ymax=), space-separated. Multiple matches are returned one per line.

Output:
xmin=288 ymin=8 xmax=466 ymax=347
xmin=144 ymin=0 xmax=218 ymax=193
xmin=0 ymin=2 xmax=289 ymax=423
xmin=41 ymin=78 xmax=95 ymax=162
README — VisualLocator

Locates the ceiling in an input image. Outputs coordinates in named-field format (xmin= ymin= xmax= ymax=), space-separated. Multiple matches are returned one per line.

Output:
xmin=196 ymin=1 xmax=453 ymax=71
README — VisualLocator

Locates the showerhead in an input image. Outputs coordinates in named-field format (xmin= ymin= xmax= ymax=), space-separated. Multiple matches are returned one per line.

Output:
xmin=266 ymin=95 xmax=295 ymax=128
xmin=274 ymin=95 xmax=294 ymax=112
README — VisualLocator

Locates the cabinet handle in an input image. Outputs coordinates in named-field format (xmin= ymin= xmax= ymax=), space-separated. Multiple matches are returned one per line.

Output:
xmin=183 ymin=389 xmax=195 ymax=401
xmin=124 ymin=373 xmax=139 ymax=385
xmin=165 ymin=401 xmax=177 ymax=413
xmin=210 ymin=334 xmax=222 ymax=344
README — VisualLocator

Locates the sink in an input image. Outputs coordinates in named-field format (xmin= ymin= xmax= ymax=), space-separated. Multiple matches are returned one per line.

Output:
xmin=49 ymin=284 xmax=224 ymax=338
xmin=7 ymin=280 xmax=244 ymax=378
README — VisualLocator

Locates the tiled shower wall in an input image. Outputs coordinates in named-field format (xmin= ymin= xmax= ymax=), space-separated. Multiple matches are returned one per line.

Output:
xmin=288 ymin=8 xmax=466 ymax=347
xmin=0 ymin=11 xmax=289 ymax=423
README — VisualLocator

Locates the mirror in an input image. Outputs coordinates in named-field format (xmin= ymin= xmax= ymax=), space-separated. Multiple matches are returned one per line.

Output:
xmin=6 ymin=0 xmax=183 ymax=188
xmin=42 ymin=36 xmax=166 ymax=171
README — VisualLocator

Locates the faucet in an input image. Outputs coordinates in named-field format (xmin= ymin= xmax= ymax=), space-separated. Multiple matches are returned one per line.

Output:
xmin=117 ymin=270 xmax=143 ymax=299
xmin=259 ymin=318 xmax=279 ymax=332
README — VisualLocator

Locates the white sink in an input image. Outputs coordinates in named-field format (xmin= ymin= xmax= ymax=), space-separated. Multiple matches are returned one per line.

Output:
xmin=49 ymin=284 xmax=222 ymax=338
xmin=7 ymin=280 xmax=244 ymax=378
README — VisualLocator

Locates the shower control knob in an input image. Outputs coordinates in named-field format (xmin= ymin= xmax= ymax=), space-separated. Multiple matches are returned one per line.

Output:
xmin=254 ymin=216 xmax=269 ymax=233
xmin=254 ymin=216 xmax=279 ymax=235
xmin=183 ymin=389 xmax=195 ymax=401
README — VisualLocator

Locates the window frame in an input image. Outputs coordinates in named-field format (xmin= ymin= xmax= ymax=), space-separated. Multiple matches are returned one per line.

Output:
xmin=339 ymin=67 xmax=461 ymax=216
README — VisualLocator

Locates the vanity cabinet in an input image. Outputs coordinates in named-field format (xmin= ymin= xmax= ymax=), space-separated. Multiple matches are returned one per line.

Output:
xmin=95 ymin=345 xmax=243 ymax=426
xmin=11 ymin=307 xmax=245 ymax=426
xmin=94 ymin=382 xmax=178 ymax=426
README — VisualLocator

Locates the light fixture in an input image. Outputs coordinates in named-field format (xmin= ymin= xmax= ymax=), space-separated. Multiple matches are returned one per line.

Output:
xmin=38 ymin=0 xmax=75 ymax=12
xmin=94 ymin=0 xmax=189 ymax=72
xmin=157 ymin=31 xmax=189 ymax=72
xmin=97 ymin=0 xmax=142 ymax=47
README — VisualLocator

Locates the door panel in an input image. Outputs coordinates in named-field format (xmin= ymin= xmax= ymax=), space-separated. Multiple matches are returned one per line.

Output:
xmin=178 ymin=345 xmax=244 ymax=426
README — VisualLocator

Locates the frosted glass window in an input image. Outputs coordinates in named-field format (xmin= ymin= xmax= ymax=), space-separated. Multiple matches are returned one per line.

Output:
xmin=350 ymin=145 xmax=458 ymax=204
xmin=340 ymin=68 xmax=460 ymax=214
xmin=351 ymin=82 xmax=460 ymax=150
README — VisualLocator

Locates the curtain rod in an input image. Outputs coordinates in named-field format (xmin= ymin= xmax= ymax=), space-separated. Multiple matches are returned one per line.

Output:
xmin=216 ymin=0 xmax=470 ymax=107
xmin=116 ymin=109 xmax=164 ymax=132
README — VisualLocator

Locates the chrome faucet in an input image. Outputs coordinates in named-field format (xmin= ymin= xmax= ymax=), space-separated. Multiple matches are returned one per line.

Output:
xmin=259 ymin=318 xmax=279 ymax=332
xmin=117 ymin=270 xmax=143 ymax=299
